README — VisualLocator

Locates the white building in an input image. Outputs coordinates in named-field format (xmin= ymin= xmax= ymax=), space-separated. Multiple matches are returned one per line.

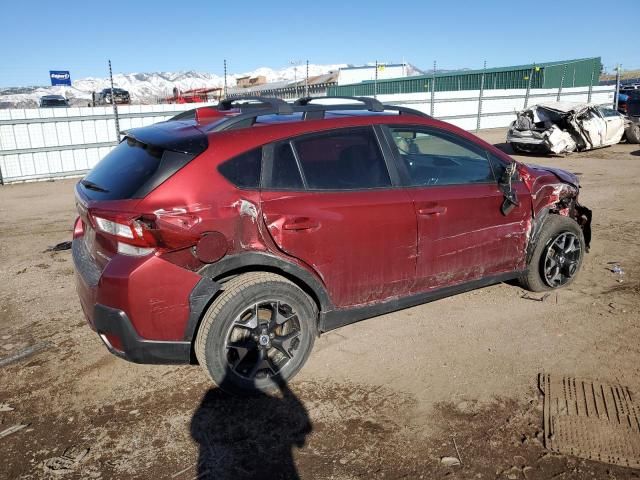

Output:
xmin=337 ymin=64 xmax=408 ymax=86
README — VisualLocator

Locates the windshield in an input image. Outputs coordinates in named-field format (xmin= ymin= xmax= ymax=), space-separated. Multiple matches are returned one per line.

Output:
xmin=41 ymin=99 xmax=68 ymax=107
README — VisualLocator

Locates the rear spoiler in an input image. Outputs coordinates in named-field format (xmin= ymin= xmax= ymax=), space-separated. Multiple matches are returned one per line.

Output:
xmin=123 ymin=123 xmax=208 ymax=155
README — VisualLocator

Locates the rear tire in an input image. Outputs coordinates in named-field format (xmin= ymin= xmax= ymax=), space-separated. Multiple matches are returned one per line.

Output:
xmin=519 ymin=215 xmax=585 ymax=292
xmin=626 ymin=123 xmax=640 ymax=144
xmin=195 ymin=272 xmax=317 ymax=395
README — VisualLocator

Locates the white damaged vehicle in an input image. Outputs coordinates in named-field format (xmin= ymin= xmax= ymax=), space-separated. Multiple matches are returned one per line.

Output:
xmin=507 ymin=102 xmax=633 ymax=154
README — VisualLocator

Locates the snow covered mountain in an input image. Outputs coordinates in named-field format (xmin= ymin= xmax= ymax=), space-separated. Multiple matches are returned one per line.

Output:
xmin=0 ymin=62 xmax=423 ymax=108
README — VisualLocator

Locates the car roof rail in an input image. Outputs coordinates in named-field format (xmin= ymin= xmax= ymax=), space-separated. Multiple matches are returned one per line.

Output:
xmin=295 ymin=96 xmax=385 ymax=112
xmin=205 ymin=96 xmax=432 ymax=132
xmin=218 ymin=96 xmax=294 ymax=114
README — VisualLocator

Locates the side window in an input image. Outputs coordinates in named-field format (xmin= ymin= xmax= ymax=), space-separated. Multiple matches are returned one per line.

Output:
xmin=389 ymin=127 xmax=494 ymax=186
xmin=598 ymin=107 xmax=620 ymax=118
xmin=292 ymin=128 xmax=391 ymax=190
xmin=218 ymin=147 xmax=262 ymax=188
xmin=267 ymin=143 xmax=304 ymax=190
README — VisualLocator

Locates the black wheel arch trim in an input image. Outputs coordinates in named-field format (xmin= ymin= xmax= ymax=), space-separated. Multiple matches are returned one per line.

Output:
xmin=186 ymin=252 xmax=334 ymax=342
xmin=526 ymin=208 xmax=551 ymax=263
xmin=185 ymin=276 xmax=223 ymax=342
xmin=527 ymin=205 xmax=591 ymax=264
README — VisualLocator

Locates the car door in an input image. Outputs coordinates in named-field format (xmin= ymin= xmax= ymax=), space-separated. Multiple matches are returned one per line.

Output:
xmin=383 ymin=125 xmax=532 ymax=292
xmin=260 ymin=126 xmax=418 ymax=308
xmin=576 ymin=107 xmax=607 ymax=148
xmin=598 ymin=107 xmax=626 ymax=145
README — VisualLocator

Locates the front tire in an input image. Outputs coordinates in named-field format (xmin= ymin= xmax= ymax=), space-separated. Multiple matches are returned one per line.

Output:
xmin=519 ymin=215 xmax=585 ymax=292
xmin=195 ymin=272 xmax=317 ymax=395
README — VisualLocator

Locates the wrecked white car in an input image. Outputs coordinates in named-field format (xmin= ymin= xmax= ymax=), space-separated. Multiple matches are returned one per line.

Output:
xmin=507 ymin=102 xmax=631 ymax=154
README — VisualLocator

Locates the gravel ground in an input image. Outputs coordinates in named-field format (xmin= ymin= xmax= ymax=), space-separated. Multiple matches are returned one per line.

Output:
xmin=1 ymin=128 xmax=639 ymax=480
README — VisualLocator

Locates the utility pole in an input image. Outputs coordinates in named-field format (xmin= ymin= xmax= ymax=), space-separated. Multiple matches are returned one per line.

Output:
xmin=614 ymin=64 xmax=621 ymax=110
xmin=524 ymin=62 xmax=535 ymax=109
xmin=223 ymin=59 xmax=228 ymax=99
xmin=290 ymin=60 xmax=302 ymax=98
xmin=108 ymin=60 xmax=120 ymax=141
xmin=305 ymin=60 xmax=309 ymax=98
xmin=476 ymin=60 xmax=486 ymax=133
xmin=374 ymin=60 xmax=378 ymax=99
xmin=556 ymin=63 xmax=567 ymax=102
xmin=430 ymin=61 xmax=436 ymax=117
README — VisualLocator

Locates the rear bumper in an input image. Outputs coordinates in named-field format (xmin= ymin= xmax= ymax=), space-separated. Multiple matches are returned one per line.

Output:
xmin=93 ymin=304 xmax=191 ymax=364
xmin=72 ymin=238 xmax=221 ymax=364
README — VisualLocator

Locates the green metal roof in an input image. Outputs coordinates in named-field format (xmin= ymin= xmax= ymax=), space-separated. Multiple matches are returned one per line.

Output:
xmin=357 ymin=57 xmax=601 ymax=84
xmin=329 ymin=57 xmax=602 ymax=95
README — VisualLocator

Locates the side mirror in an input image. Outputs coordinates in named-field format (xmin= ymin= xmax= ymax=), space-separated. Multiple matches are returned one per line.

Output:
xmin=499 ymin=162 xmax=519 ymax=216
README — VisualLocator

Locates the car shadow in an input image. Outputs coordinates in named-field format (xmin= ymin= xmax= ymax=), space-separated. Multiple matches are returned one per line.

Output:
xmin=631 ymin=149 xmax=640 ymax=156
xmin=190 ymin=372 xmax=312 ymax=480
xmin=493 ymin=142 xmax=516 ymax=154
xmin=494 ymin=142 xmax=557 ymax=158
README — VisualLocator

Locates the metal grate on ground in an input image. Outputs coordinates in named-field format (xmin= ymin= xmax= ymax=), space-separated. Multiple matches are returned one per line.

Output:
xmin=540 ymin=373 xmax=640 ymax=469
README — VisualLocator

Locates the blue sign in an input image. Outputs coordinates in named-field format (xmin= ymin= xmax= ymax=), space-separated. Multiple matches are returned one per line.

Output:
xmin=50 ymin=71 xmax=71 ymax=86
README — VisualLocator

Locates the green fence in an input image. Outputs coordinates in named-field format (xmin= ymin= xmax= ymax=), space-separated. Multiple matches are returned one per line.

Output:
xmin=329 ymin=57 xmax=601 ymax=96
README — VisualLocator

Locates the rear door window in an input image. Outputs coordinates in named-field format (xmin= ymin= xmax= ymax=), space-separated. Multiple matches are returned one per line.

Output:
xmin=80 ymin=137 xmax=195 ymax=200
xmin=292 ymin=127 xmax=391 ymax=190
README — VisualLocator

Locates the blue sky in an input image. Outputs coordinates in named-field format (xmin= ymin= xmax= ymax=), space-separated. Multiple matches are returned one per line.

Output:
xmin=2 ymin=0 xmax=637 ymax=87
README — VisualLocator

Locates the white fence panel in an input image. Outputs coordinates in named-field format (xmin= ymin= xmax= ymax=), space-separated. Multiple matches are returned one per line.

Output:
xmin=0 ymin=86 xmax=616 ymax=184
xmin=0 ymin=102 xmax=204 ymax=183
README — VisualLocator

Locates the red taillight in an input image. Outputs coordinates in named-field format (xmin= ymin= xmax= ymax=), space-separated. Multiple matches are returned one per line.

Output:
xmin=73 ymin=216 xmax=84 ymax=239
xmin=87 ymin=210 xmax=200 ymax=254
xmin=89 ymin=211 xmax=155 ymax=247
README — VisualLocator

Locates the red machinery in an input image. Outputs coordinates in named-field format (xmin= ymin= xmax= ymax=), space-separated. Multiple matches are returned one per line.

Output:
xmin=164 ymin=86 xmax=222 ymax=104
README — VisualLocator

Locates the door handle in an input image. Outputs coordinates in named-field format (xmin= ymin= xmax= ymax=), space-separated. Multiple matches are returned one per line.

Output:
xmin=417 ymin=206 xmax=447 ymax=216
xmin=282 ymin=217 xmax=320 ymax=231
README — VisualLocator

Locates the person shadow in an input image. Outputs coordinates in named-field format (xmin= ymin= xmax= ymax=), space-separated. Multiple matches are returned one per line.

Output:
xmin=190 ymin=371 xmax=312 ymax=480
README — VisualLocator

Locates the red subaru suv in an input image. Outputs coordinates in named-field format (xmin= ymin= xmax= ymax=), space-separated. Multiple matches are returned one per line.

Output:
xmin=73 ymin=96 xmax=592 ymax=394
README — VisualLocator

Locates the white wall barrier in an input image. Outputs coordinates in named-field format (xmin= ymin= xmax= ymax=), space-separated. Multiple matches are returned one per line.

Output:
xmin=0 ymin=86 xmax=615 ymax=184
xmin=378 ymin=85 xmax=615 ymax=131
xmin=0 ymin=103 xmax=205 ymax=183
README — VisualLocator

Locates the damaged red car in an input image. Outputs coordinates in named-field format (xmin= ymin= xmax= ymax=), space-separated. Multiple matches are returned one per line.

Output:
xmin=72 ymin=96 xmax=592 ymax=394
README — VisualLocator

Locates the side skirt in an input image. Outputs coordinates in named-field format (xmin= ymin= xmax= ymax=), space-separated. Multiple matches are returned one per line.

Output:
xmin=319 ymin=271 xmax=522 ymax=332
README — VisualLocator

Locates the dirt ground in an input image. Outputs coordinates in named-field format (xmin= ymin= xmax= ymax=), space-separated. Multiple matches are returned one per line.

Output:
xmin=1 ymin=128 xmax=639 ymax=480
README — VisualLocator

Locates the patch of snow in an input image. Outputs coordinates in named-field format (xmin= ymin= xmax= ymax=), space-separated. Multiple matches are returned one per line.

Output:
xmin=0 ymin=62 xmax=423 ymax=109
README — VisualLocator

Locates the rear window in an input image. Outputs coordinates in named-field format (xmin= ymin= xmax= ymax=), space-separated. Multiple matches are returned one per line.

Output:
xmin=80 ymin=137 xmax=195 ymax=200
